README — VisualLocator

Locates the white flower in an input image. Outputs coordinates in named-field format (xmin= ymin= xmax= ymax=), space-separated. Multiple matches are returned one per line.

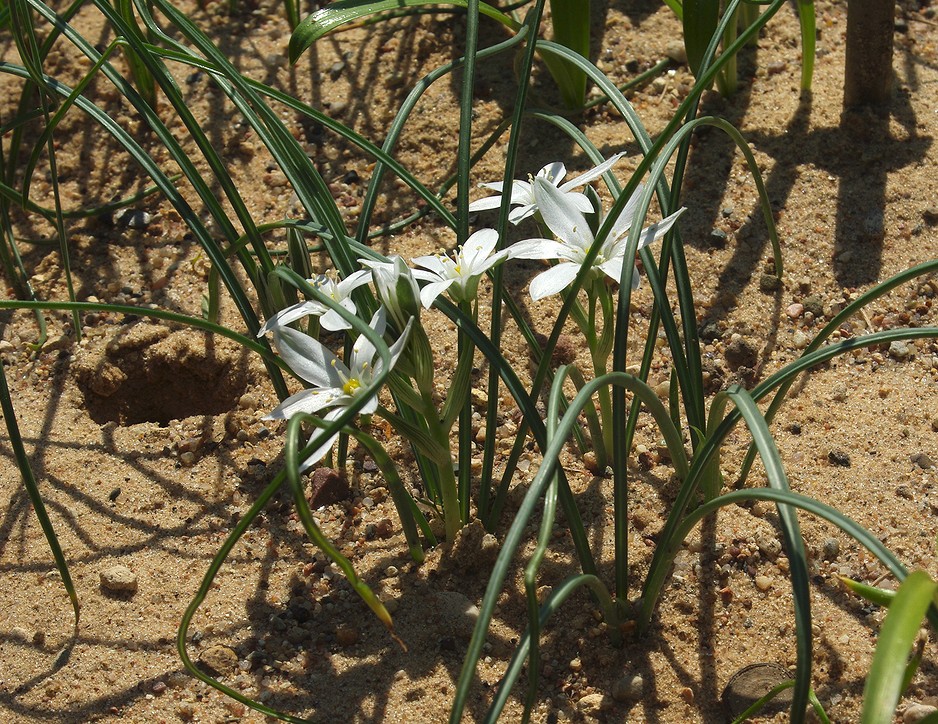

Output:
xmin=411 ymin=228 xmax=506 ymax=307
xmin=507 ymin=177 xmax=686 ymax=300
xmin=259 ymin=269 xmax=372 ymax=334
xmin=358 ymin=256 xmax=422 ymax=332
xmin=264 ymin=306 xmax=411 ymax=470
xmin=468 ymin=153 xmax=625 ymax=225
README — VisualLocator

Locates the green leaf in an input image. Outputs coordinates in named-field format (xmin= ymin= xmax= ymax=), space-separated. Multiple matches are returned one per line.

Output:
xmin=682 ymin=0 xmax=719 ymax=78
xmin=862 ymin=571 xmax=938 ymax=724
xmin=289 ymin=0 xmax=521 ymax=63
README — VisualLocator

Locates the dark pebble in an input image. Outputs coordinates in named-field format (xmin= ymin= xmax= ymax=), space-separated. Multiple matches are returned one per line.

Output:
xmin=708 ymin=228 xmax=728 ymax=248
xmin=724 ymin=337 xmax=758 ymax=370
xmin=828 ymin=450 xmax=851 ymax=467
xmin=759 ymin=273 xmax=782 ymax=293
xmin=309 ymin=467 xmax=351 ymax=508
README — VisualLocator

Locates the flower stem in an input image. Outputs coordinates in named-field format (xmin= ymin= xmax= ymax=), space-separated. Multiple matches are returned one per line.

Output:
xmin=420 ymin=390 xmax=462 ymax=541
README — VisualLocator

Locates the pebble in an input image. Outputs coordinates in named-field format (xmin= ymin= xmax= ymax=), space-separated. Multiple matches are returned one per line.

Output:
xmin=198 ymin=645 xmax=238 ymax=676
xmin=759 ymin=273 xmax=782 ymax=293
xmin=612 ymin=673 xmax=644 ymax=702
xmin=664 ymin=40 xmax=687 ymax=64
xmin=336 ymin=625 xmax=360 ymax=647
xmin=904 ymin=703 xmax=938 ymax=723
xmin=802 ymin=295 xmax=824 ymax=318
xmin=766 ymin=60 xmax=787 ymax=75
xmin=309 ymin=468 xmax=351 ymax=508
xmin=792 ymin=330 xmax=808 ymax=349
xmin=709 ymin=228 xmax=728 ymax=248
xmin=724 ymin=336 xmax=758 ymax=370
xmin=912 ymin=452 xmax=935 ymax=470
xmin=115 ymin=209 xmax=153 ymax=228
xmin=821 ymin=538 xmax=840 ymax=560
xmin=100 ymin=564 xmax=138 ymax=594
xmin=754 ymin=576 xmax=773 ymax=591
xmin=577 ymin=693 xmax=610 ymax=717
xmin=238 ymin=393 xmax=258 ymax=410
xmin=828 ymin=450 xmax=851 ymax=467
xmin=889 ymin=341 xmax=913 ymax=360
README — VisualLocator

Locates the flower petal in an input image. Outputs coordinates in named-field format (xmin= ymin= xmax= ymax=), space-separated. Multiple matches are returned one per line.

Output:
xmin=258 ymin=301 xmax=320 ymax=336
xmin=637 ymin=207 xmax=686 ymax=249
xmin=529 ymin=263 xmax=581 ymax=300
xmin=559 ymin=152 xmax=625 ymax=191
xmin=264 ymin=387 xmax=342 ymax=420
xmin=537 ymin=161 xmax=567 ymax=186
xmin=274 ymin=326 xmax=344 ymax=388
xmin=468 ymin=194 xmax=504 ymax=212
xmin=533 ymin=179 xmax=594 ymax=251
xmin=506 ymin=238 xmax=572 ymax=261
xmin=419 ymin=278 xmax=456 ymax=308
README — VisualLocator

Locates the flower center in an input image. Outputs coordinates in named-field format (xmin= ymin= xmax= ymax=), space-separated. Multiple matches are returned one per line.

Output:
xmin=343 ymin=377 xmax=362 ymax=395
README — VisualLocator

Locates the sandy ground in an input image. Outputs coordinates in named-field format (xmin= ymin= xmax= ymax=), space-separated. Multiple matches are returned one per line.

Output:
xmin=2 ymin=0 xmax=938 ymax=721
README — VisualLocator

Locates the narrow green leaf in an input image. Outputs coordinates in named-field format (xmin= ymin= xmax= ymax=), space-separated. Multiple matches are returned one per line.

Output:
xmin=289 ymin=0 xmax=520 ymax=62
xmin=862 ymin=571 xmax=938 ymax=724
xmin=683 ymin=0 xmax=719 ymax=78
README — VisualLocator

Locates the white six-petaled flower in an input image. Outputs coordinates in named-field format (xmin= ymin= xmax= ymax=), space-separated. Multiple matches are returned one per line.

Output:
xmin=506 ymin=177 xmax=686 ymax=300
xmin=259 ymin=269 xmax=372 ymax=334
xmin=468 ymin=153 xmax=625 ymax=225
xmin=262 ymin=306 xmax=411 ymax=470
xmin=411 ymin=228 xmax=506 ymax=308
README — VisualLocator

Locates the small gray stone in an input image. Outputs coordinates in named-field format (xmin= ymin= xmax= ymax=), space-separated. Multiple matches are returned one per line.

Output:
xmin=100 ymin=564 xmax=137 ymax=594
xmin=828 ymin=450 xmax=851 ymax=467
xmin=912 ymin=452 xmax=935 ymax=470
xmin=904 ymin=704 xmax=938 ymax=723
xmin=802 ymin=295 xmax=824 ymax=318
xmin=822 ymin=538 xmax=840 ymax=560
xmin=612 ymin=673 xmax=644 ymax=702
xmin=889 ymin=341 xmax=912 ymax=360
xmin=665 ymin=41 xmax=687 ymax=64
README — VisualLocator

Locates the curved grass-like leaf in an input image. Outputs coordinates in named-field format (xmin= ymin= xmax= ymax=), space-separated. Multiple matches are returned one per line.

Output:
xmin=861 ymin=571 xmax=938 ymax=724
xmin=0 ymin=356 xmax=80 ymax=628
xmin=289 ymin=0 xmax=521 ymax=63
xmin=682 ymin=0 xmax=719 ymax=78
xmin=450 ymin=369 xmax=689 ymax=723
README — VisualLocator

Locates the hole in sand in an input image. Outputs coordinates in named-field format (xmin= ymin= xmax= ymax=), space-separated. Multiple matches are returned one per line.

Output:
xmin=76 ymin=325 xmax=250 ymax=426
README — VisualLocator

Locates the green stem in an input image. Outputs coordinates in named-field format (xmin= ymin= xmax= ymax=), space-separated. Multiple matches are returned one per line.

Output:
xmin=421 ymin=390 xmax=461 ymax=540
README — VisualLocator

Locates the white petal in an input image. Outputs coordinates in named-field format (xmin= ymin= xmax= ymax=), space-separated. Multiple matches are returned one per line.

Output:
xmin=529 ymin=263 xmax=581 ymax=300
xmin=468 ymin=194 xmax=504 ymax=212
xmin=412 ymin=255 xmax=447 ymax=277
xmin=419 ymin=278 xmax=455 ymax=308
xmin=258 ymin=301 xmax=320 ymax=336
xmin=598 ymin=256 xmax=628 ymax=286
xmin=274 ymin=326 xmax=344 ymax=388
xmin=537 ymin=162 xmax=567 ymax=186
xmin=533 ymin=179 xmax=594 ymax=251
xmin=319 ymin=303 xmax=354 ymax=332
xmin=559 ymin=152 xmax=625 ymax=191
xmin=608 ymin=184 xmax=645 ymax=245
xmin=461 ymin=228 xmax=499 ymax=269
xmin=506 ymin=238 xmax=571 ymax=261
xmin=264 ymin=387 xmax=342 ymax=420
xmin=569 ymin=193 xmax=596 ymax=214
xmin=508 ymin=204 xmax=537 ymax=225
xmin=637 ymin=207 xmax=686 ymax=249
xmin=335 ymin=268 xmax=373 ymax=295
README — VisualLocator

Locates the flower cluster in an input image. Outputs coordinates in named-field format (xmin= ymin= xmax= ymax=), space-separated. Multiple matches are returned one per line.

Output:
xmin=258 ymin=153 xmax=685 ymax=470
